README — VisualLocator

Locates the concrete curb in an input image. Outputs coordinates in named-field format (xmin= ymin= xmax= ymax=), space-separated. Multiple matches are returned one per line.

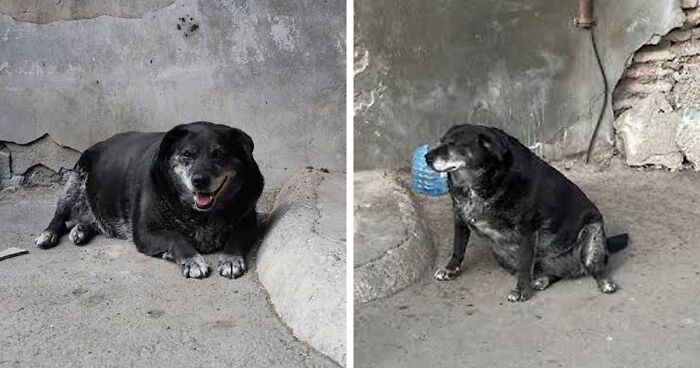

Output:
xmin=256 ymin=169 xmax=346 ymax=366
xmin=354 ymin=170 xmax=434 ymax=304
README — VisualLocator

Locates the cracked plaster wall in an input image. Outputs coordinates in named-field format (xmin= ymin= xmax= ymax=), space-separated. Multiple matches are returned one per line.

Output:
xmin=613 ymin=1 xmax=700 ymax=170
xmin=0 ymin=0 xmax=345 ymax=189
xmin=354 ymin=0 xmax=683 ymax=170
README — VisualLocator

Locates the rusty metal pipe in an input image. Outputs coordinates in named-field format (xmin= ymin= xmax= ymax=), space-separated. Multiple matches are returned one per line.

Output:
xmin=576 ymin=0 xmax=595 ymax=28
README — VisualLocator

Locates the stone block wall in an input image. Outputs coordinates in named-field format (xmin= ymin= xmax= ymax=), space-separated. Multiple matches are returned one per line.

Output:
xmin=613 ymin=1 xmax=700 ymax=170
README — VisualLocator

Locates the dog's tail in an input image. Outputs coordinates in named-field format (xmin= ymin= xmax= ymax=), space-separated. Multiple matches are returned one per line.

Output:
xmin=606 ymin=233 xmax=629 ymax=253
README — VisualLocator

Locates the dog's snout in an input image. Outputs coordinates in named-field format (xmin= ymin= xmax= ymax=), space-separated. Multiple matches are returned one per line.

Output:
xmin=191 ymin=174 xmax=210 ymax=191
xmin=424 ymin=152 xmax=435 ymax=165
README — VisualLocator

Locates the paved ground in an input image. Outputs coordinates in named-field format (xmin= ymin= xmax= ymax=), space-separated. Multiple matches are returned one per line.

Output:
xmin=355 ymin=166 xmax=700 ymax=368
xmin=0 ymin=186 xmax=337 ymax=368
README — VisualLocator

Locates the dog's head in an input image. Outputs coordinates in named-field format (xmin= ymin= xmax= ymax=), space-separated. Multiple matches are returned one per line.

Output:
xmin=425 ymin=124 xmax=509 ymax=173
xmin=158 ymin=122 xmax=257 ymax=212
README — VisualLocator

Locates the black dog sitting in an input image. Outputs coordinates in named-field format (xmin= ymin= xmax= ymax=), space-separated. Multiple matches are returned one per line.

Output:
xmin=35 ymin=122 xmax=264 ymax=279
xmin=425 ymin=124 xmax=627 ymax=302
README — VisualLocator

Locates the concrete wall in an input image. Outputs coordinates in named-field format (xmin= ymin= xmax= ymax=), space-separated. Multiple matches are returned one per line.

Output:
xmin=354 ymin=0 xmax=683 ymax=170
xmin=0 ymin=0 xmax=345 ymax=189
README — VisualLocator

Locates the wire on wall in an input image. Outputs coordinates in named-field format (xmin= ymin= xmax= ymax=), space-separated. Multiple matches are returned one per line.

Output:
xmin=585 ymin=26 xmax=609 ymax=164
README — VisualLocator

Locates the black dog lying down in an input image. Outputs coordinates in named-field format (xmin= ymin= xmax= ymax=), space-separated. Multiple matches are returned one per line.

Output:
xmin=425 ymin=124 xmax=628 ymax=302
xmin=35 ymin=122 xmax=264 ymax=279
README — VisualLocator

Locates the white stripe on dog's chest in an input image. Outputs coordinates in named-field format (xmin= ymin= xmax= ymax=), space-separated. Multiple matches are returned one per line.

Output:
xmin=471 ymin=220 xmax=506 ymax=241
xmin=454 ymin=192 xmax=507 ymax=242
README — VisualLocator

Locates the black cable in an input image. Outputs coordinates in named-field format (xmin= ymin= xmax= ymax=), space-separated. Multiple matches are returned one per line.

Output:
xmin=585 ymin=26 xmax=609 ymax=164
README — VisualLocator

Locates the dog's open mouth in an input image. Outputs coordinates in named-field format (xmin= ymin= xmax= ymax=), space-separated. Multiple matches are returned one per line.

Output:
xmin=440 ymin=165 xmax=460 ymax=172
xmin=432 ymin=161 xmax=464 ymax=172
xmin=193 ymin=177 xmax=227 ymax=210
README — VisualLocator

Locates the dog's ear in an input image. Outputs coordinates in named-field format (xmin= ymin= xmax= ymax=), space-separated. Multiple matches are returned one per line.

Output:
xmin=229 ymin=128 xmax=254 ymax=160
xmin=158 ymin=124 xmax=188 ymax=160
xmin=477 ymin=132 xmax=507 ymax=162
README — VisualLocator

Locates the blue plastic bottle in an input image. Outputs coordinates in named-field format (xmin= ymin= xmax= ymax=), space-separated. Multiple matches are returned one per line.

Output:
xmin=411 ymin=144 xmax=449 ymax=196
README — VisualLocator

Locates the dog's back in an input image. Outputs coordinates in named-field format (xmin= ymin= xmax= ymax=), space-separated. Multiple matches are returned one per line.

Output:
xmin=73 ymin=132 xmax=164 ymax=238
xmin=491 ymin=128 xmax=603 ymax=256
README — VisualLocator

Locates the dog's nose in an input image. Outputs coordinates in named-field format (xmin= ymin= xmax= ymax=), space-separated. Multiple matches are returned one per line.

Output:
xmin=424 ymin=152 xmax=434 ymax=165
xmin=191 ymin=174 xmax=210 ymax=190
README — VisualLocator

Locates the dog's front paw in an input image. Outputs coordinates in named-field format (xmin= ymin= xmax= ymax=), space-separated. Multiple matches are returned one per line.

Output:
xmin=597 ymin=278 xmax=618 ymax=294
xmin=507 ymin=287 xmax=533 ymax=302
xmin=218 ymin=255 xmax=246 ymax=279
xmin=434 ymin=267 xmax=460 ymax=281
xmin=34 ymin=230 xmax=58 ymax=249
xmin=180 ymin=255 xmax=209 ymax=279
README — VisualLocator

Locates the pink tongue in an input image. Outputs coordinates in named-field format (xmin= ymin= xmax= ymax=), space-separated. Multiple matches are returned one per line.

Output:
xmin=194 ymin=192 xmax=213 ymax=207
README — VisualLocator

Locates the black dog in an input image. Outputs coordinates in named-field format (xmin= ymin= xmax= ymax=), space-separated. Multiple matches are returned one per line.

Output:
xmin=35 ymin=122 xmax=264 ymax=279
xmin=425 ymin=124 xmax=627 ymax=302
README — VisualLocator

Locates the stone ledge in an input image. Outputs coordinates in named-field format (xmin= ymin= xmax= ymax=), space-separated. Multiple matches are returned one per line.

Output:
xmin=354 ymin=170 xmax=434 ymax=304
xmin=256 ymin=168 xmax=346 ymax=366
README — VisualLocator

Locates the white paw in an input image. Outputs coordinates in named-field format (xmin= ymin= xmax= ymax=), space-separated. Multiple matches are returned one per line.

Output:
xmin=434 ymin=267 xmax=459 ymax=281
xmin=35 ymin=230 xmax=58 ymax=249
xmin=507 ymin=288 xmax=532 ymax=302
xmin=180 ymin=255 xmax=209 ymax=279
xmin=598 ymin=279 xmax=617 ymax=294
xmin=69 ymin=225 xmax=88 ymax=245
xmin=532 ymin=277 xmax=550 ymax=291
xmin=218 ymin=255 xmax=246 ymax=279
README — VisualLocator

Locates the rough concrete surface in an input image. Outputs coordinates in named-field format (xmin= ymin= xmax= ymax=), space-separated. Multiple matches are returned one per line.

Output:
xmin=354 ymin=170 xmax=433 ymax=304
xmin=4 ymin=135 xmax=80 ymax=175
xmin=0 ymin=145 xmax=10 ymax=179
xmin=677 ymin=114 xmax=700 ymax=170
xmin=0 ymin=0 xmax=176 ymax=24
xmin=354 ymin=0 xmax=683 ymax=169
xmin=614 ymin=92 xmax=684 ymax=169
xmin=0 ymin=0 xmax=345 ymax=189
xmin=0 ymin=186 xmax=339 ymax=368
xmin=355 ymin=167 xmax=700 ymax=368
xmin=257 ymin=169 xmax=346 ymax=366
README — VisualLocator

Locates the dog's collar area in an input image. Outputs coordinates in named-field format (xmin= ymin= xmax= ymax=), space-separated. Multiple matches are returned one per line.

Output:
xmin=193 ymin=176 xmax=228 ymax=210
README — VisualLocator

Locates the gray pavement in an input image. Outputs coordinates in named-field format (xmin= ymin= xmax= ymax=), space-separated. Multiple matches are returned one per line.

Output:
xmin=0 ymin=186 xmax=338 ymax=368
xmin=355 ymin=166 xmax=700 ymax=368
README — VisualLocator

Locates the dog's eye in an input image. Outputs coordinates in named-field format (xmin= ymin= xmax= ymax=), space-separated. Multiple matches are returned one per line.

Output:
xmin=181 ymin=150 xmax=193 ymax=159
xmin=211 ymin=149 xmax=224 ymax=160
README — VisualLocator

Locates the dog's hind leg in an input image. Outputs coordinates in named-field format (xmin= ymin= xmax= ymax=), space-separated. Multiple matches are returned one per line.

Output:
xmin=69 ymin=223 xmax=98 ymax=245
xmin=531 ymin=275 xmax=560 ymax=291
xmin=580 ymin=222 xmax=617 ymax=293
xmin=532 ymin=256 xmax=559 ymax=291
xmin=35 ymin=171 xmax=83 ymax=249
xmin=434 ymin=208 xmax=471 ymax=281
